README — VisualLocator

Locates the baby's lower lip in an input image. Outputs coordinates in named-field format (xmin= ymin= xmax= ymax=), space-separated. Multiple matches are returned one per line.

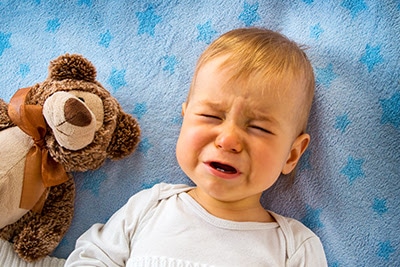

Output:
xmin=204 ymin=162 xmax=241 ymax=180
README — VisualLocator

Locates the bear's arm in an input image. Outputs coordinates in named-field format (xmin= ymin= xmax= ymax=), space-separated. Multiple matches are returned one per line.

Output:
xmin=0 ymin=99 xmax=15 ymax=130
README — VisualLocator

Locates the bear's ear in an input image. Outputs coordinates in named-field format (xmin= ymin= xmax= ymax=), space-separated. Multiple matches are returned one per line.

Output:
xmin=48 ymin=54 xmax=97 ymax=82
xmin=107 ymin=112 xmax=141 ymax=160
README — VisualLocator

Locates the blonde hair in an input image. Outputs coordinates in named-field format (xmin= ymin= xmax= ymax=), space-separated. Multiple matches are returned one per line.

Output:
xmin=188 ymin=27 xmax=315 ymax=134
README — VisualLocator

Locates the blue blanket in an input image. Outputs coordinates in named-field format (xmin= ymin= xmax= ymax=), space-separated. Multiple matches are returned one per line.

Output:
xmin=0 ymin=1 xmax=399 ymax=266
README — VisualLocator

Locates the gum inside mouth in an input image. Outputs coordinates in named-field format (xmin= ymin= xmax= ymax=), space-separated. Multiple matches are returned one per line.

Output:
xmin=210 ymin=162 xmax=237 ymax=174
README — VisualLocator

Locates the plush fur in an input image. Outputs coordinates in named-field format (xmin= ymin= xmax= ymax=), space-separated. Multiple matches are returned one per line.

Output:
xmin=0 ymin=54 xmax=141 ymax=262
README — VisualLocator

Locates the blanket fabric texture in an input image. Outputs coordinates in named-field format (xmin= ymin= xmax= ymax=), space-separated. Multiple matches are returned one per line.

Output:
xmin=0 ymin=1 xmax=399 ymax=266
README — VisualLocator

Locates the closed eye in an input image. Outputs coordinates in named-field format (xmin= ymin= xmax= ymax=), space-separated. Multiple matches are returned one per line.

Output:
xmin=249 ymin=125 xmax=273 ymax=134
xmin=200 ymin=114 xmax=222 ymax=120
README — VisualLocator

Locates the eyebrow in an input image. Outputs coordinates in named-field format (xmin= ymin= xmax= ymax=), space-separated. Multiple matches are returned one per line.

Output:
xmin=197 ymin=99 xmax=228 ymax=111
xmin=246 ymin=109 xmax=280 ymax=126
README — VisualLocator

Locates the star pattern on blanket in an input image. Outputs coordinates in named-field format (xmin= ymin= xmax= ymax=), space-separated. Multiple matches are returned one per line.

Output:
xmin=380 ymin=92 xmax=400 ymax=129
xmin=19 ymin=64 xmax=30 ymax=78
xmin=335 ymin=114 xmax=351 ymax=133
xmin=172 ymin=115 xmax=183 ymax=125
xmin=0 ymin=2 xmax=398 ymax=265
xmin=78 ymin=0 xmax=92 ymax=6
xmin=372 ymin=198 xmax=388 ymax=215
xmin=301 ymin=205 xmax=324 ymax=229
xmin=341 ymin=0 xmax=368 ymax=18
xmin=360 ymin=44 xmax=383 ymax=72
xmin=138 ymin=137 xmax=152 ymax=154
xmin=46 ymin=18 xmax=61 ymax=33
xmin=0 ymin=32 xmax=11 ymax=56
xmin=341 ymin=156 xmax=365 ymax=184
xmin=80 ymin=170 xmax=108 ymax=196
xmin=99 ymin=30 xmax=113 ymax=48
xmin=377 ymin=240 xmax=395 ymax=261
xmin=107 ymin=68 xmax=127 ymax=92
xmin=310 ymin=23 xmax=324 ymax=40
xmin=136 ymin=5 xmax=162 ymax=36
xmin=132 ymin=102 xmax=147 ymax=119
xmin=238 ymin=2 xmax=260 ymax=27
xmin=316 ymin=63 xmax=337 ymax=88
xmin=197 ymin=21 xmax=217 ymax=44
xmin=163 ymin=55 xmax=177 ymax=74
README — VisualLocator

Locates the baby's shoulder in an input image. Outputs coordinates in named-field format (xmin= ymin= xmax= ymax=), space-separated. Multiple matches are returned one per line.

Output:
xmin=270 ymin=211 xmax=321 ymax=249
xmin=270 ymin=212 xmax=327 ymax=266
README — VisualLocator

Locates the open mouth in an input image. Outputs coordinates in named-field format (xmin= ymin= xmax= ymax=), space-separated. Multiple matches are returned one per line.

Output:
xmin=210 ymin=162 xmax=238 ymax=174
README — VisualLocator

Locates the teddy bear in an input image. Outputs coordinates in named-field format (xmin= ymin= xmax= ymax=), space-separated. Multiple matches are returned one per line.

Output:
xmin=0 ymin=53 xmax=141 ymax=262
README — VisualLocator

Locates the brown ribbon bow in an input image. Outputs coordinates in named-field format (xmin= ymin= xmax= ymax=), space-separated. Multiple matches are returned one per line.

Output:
xmin=8 ymin=87 xmax=69 ymax=213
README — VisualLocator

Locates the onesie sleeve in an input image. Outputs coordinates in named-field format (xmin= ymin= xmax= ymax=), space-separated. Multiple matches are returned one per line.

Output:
xmin=287 ymin=235 xmax=328 ymax=267
xmin=270 ymin=211 xmax=328 ymax=267
xmin=65 ymin=186 xmax=159 ymax=267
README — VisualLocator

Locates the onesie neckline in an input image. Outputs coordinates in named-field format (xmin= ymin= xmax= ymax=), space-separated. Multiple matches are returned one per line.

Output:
xmin=179 ymin=191 xmax=279 ymax=231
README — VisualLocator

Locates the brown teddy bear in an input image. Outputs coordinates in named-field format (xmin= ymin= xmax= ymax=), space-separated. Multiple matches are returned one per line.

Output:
xmin=0 ymin=54 xmax=141 ymax=262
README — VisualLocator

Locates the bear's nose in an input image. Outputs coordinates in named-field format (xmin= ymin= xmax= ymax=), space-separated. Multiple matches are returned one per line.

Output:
xmin=64 ymin=98 xmax=92 ymax=127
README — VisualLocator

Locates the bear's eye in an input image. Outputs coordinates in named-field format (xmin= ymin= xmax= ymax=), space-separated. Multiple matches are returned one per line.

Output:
xmin=78 ymin=97 xmax=85 ymax=102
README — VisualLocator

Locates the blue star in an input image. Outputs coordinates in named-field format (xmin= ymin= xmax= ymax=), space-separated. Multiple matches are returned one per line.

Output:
xmin=310 ymin=23 xmax=324 ymax=40
xmin=302 ymin=0 xmax=314 ymax=4
xmin=301 ymin=205 xmax=324 ymax=229
xmin=377 ymin=241 xmax=395 ymax=261
xmin=19 ymin=64 xmax=30 ymax=78
xmin=132 ymin=102 xmax=147 ymax=119
xmin=135 ymin=5 xmax=162 ymax=36
xmin=335 ymin=114 xmax=351 ymax=133
xmin=315 ymin=63 xmax=337 ymax=88
xmin=80 ymin=170 xmax=107 ymax=196
xmin=341 ymin=156 xmax=365 ymax=184
xmin=171 ymin=116 xmax=183 ymax=125
xmin=380 ymin=92 xmax=400 ymax=129
xmin=238 ymin=2 xmax=260 ymax=27
xmin=163 ymin=55 xmax=177 ymax=74
xmin=372 ymin=198 xmax=388 ymax=215
xmin=46 ymin=18 xmax=61 ymax=33
xmin=0 ymin=32 xmax=11 ymax=56
xmin=107 ymin=68 xmax=127 ymax=92
xmin=99 ymin=30 xmax=113 ymax=48
xmin=78 ymin=0 xmax=92 ymax=6
xmin=341 ymin=0 xmax=367 ymax=18
xmin=197 ymin=20 xmax=217 ymax=44
xmin=138 ymin=137 xmax=152 ymax=154
xmin=360 ymin=44 xmax=383 ymax=72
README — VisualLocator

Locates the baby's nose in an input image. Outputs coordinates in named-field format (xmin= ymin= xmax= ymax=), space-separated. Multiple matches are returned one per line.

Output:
xmin=214 ymin=124 xmax=243 ymax=153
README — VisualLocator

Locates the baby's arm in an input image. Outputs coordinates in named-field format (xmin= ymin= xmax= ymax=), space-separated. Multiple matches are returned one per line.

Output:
xmin=65 ymin=188 xmax=156 ymax=267
xmin=65 ymin=203 xmax=134 ymax=267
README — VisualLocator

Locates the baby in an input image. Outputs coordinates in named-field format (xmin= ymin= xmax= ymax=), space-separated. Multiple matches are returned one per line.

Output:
xmin=65 ymin=27 xmax=327 ymax=266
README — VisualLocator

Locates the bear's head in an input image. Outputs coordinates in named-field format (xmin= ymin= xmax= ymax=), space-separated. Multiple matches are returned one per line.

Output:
xmin=24 ymin=54 xmax=141 ymax=172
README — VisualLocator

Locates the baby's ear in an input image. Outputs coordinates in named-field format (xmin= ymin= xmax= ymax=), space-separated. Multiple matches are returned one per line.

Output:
xmin=282 ymin=133 xmax=310 ymax=175
xmin=107 ymin=112 xmax=141 ymax=160
xmin=181 ymin=102 xmax=187 ymax=116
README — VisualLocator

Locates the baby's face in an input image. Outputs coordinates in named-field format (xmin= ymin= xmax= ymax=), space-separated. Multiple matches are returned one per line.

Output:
xmin=176 ymin=56 xmax=307 ymax=206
